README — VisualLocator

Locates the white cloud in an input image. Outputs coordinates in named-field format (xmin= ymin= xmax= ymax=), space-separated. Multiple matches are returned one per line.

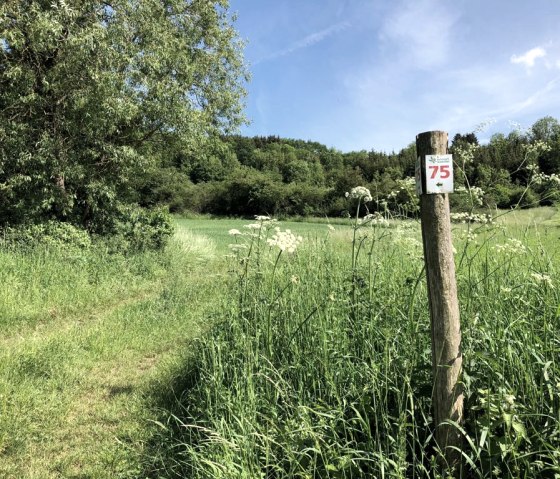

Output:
xmin=255 ymin=22 xmax=351 ymax=65
xmin=511 ymin=47 xmax=547 ymax=68
xmin=380 ymin=0 xmax=459 ymax=69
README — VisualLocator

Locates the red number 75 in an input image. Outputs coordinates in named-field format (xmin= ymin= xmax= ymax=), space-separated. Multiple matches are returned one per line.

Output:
xmin=428 ymin=165 xmax=451 ymax=179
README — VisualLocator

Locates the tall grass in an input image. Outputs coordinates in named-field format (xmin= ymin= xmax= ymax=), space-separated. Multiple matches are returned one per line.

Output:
xmin=148 ymin=214 xmax=560 ymax=478
xmin=0 ymin=231 xmax=228 ymax=478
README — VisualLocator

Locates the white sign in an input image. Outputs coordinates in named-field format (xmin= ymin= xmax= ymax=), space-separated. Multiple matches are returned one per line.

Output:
xmin=425 ymin=154 xmax=454 ymax=194
xmin=415 ymin=156 xmax=423 ymax=195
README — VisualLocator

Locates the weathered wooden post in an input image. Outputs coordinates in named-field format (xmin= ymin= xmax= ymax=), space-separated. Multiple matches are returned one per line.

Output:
xmin=415 ymin=131 xmax=463 ymax=472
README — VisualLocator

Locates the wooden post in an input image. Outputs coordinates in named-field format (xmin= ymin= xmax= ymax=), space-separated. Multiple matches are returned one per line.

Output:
xmin=416 ymin=131 xmax=463 ymax=471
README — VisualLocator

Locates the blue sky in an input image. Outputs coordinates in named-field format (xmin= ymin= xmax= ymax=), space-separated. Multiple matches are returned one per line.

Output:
xmin=229 ymin=0 xmax=560 ymax=152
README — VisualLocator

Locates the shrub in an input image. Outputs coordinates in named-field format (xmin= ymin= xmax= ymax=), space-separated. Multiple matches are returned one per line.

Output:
xmin=1 ymin=221 xmax=92 ymax=250
xmin=108 ymin=206 xmax=175 ymax=253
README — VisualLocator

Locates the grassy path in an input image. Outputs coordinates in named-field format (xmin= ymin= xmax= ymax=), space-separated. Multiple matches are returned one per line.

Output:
xmin=0 ymin=227 xmax=224 ymax=478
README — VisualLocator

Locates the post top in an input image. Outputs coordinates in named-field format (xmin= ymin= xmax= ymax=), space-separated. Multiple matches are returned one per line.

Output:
xmin=416 ymin=130 xmax=448 ymax=139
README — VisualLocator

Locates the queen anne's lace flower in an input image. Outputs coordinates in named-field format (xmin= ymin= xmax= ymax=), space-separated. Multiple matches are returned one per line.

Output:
xmin=450 ymin=212 xmax=493 ymax=224
xmin=346 ymin=186 xmax=373 ymax=203
xmin=494 ymin=238 xmax=527 ymax=255
xmin=531 ymin=272 xmax=553 ymax=287
xmin=363 ymin=212 xmax=388 ymax=226
xmin=228 ymin=229 xmax=242 ymax=236
xmin=267 ymin=228 xmax=303 ymax=253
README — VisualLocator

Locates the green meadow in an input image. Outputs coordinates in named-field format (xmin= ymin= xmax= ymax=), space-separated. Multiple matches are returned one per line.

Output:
xmin=1 ymin=209 xmax=559 ymax=478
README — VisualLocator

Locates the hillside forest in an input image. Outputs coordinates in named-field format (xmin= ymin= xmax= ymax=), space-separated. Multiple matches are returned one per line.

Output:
xmin=138 ymin=116 xmax=560 ymax=218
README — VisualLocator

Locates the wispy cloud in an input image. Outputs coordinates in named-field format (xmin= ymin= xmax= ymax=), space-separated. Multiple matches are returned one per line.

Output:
xmin=379 ymin=0 xmax=459 ymax=69
xmin=255 ymin=21 xmax=351 ymax=65
xmin=511 ymin=47 xmax=547 ymax=68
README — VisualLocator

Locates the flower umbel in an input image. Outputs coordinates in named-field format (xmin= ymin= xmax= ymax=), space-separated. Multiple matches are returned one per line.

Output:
xmin=267 ymin=228 xmax=303 ymax=253
xmin=531 ymin=272 xmax=553 ymax=287
xmin=346 ymin=186 xmax=373 ymax=203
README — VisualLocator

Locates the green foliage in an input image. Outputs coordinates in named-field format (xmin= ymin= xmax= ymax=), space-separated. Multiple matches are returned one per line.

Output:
xmin=1 ymin=220 xmax=92 ymax=250
xmin=108 ymin=206 xmax=174 ymax=253
xmin=138 ymin=116 xmax=559 ymax=218
xmin=0 ymin=0 xmax=247 ymax=231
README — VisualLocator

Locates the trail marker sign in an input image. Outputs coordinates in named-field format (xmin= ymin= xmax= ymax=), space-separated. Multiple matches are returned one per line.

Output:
xmin=425 ymin=154 xmax=453 ymax=194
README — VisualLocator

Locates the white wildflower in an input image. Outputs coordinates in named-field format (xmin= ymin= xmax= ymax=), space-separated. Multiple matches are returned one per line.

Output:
xmin=267 ymin=229 xmax=303 ymax=253
xmin=364 ymin=212 xmax=389 ymax=226
xmin=494 ymin=238 xmax=527 ymax=255
xmin=228 ymin=229 xmax=242 ymax=236
xmin=348 ymin=186 xmax=373 ymax=203
xmin=531 ymin=272 xmax=553 ymax=287
xmin=474 ymin=118 xmax=496 ymax=133
xmin=255 ymin=215 xmax=271 ymax=221
xmin=244 ymin=223 xmax=261 ymax=230
xmin=450 ymin=212 xmax=493 ymax=224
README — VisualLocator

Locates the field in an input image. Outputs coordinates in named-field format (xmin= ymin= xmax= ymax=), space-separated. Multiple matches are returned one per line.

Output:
xmin=1 ymin=209 xmax=559 ymax=478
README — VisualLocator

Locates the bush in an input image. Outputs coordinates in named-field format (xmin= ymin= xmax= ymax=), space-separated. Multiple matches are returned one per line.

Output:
xmin=1 ymin=221 xmax=92 ymax=250
xmin=509 ymin=187 xmax=539 ymax=209
xmin=108 ymin=206 xmax=175 ymax=253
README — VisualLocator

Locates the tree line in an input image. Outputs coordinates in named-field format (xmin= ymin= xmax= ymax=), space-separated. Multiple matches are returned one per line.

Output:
xmin=138 ymin=116 xmax=560 ymax=218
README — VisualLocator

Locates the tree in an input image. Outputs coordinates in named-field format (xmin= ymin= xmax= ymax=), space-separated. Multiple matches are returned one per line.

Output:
xmin=0 ymin=0 xmax=247 ymax=230
xmin=530 ymin=116 xmax=560 ymax=143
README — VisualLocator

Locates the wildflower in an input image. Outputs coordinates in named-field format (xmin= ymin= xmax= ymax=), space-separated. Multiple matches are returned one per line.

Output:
xmin=228 ymin=229 xmax=242 ymax=236
xmin=347 ymin=186 xmax=373 ymax=203
xmin=450 ymin=212 xmax=493 ymax=224
xmin=244 ymin=223 xmax=261 ymax=230
xmin=474 ymin=118 xmax=496 ymax=133
xmin=327 ymin=225 xmax=335 ymax=231
xmin=290 ymin=275 xmax=299 ymax=284
xmin=466 ymin=231 xmax=477 ymax=242
xmin=267 ymin=229 xmax=303 ymax=253
xmin=364 ymin=212 xmax=388 ymax=226
xmin=494 ymin=238 xmax=527 ymax=255
xmin=255 ymin=215 xmax=271 ymax=221
xmin=531 ymin=272 xmax=553 ymax=287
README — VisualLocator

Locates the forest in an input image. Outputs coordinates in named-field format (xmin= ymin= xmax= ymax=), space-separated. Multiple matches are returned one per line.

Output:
xmin=138 ymin=116 xmax=560 ymax=218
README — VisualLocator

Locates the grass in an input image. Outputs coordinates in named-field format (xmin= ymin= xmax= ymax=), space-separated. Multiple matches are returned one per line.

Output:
xmin=1 ymin=207 xmax=559 ymax=478
xmin=151 ymin=210 xmax=560 ymax=478
xmin=495 ymin=206 xmax=560 ymax=227
xmin=0 ymin=230 xmax=227 ymax=478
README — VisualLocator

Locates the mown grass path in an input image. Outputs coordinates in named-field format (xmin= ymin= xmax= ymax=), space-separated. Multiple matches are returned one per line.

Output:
xmin=0 ymin=226 xmax=224 ymax=478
